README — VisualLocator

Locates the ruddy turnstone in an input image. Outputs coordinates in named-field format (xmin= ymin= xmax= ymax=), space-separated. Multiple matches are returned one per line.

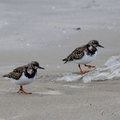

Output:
xmin=63 ymin=40 xmax=104 ymax=73
xmin=3 ymin=61 xmax=44 ymax=94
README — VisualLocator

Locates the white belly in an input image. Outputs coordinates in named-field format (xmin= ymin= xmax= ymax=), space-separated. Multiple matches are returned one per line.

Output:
xmin=74 ymin=51 xmax=97 ymax=64
xmin=10 ymin=73 xmax=34 ymax=85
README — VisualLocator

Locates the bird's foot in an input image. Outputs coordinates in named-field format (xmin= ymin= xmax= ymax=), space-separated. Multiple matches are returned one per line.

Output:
xmin=85 ymin=64 xmax=95 ymax=68
xmin=78 ymin=65 xmax=87 ymax=74
xmin=17 ymin=86 xmax=32 ymax=94
xmin=81 ymin=71 xmax=87 ymax=74
xmin=17 ymin=90 xmax=32 ymax=94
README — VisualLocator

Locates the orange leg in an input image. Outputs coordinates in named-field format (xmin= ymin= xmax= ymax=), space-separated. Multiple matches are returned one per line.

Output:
xmin=17 ymin=85 xmax=32 ymax=94
xmin=85 ymin=64 xmax=95 ymax=68
xmin=78 ymin=64 xmax=86 ymax=74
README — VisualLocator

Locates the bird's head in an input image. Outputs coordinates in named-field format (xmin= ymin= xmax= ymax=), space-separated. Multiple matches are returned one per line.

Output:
xmin=88 ymin=40 xmax=104 ymax=48
xmin=28 ymin=61 xmax=45 ymax=70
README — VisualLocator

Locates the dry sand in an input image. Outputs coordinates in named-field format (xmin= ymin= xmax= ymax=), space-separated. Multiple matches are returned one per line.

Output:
xmin=0 ymin=0 xmax=120 ymax=120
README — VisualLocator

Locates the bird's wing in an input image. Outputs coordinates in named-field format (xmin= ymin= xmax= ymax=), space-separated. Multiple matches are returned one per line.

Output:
xmin=13 ymin=66 xmax=25 ymax=73
xmin=63 ymin=46 xmax=86 ymax=63
xmin=3 ymin=66 xmax=25 ymax=80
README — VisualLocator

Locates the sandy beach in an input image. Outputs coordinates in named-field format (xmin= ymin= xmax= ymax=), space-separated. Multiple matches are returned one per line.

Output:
xmin=0 ymin=0 xmax=120 ymax=120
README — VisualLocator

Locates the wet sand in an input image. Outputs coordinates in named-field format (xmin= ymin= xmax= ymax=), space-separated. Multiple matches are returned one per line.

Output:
xmin=0 ymin=79 xmax=120 ymax=120
xmin=0 ymin=0 xmax=120 ymax=120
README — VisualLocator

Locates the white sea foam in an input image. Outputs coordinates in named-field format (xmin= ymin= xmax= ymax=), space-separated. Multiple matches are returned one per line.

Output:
xmin=83 ymin=56 xmax=120 ymax=83
xmin=57 ymin=56 xmax=120 ymax=83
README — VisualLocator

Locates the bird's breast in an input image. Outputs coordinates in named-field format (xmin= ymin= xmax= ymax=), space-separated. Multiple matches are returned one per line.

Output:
xmin=10 ymin=73 xmax=33 ymax=85
xmin=74 ymin=51 xmax=97 ymax=64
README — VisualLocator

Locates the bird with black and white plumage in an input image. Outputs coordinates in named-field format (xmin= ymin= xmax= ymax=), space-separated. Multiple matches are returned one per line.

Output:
xmin=63 ymin=40 xmax=104 ymax=73
xmin=3 ymin=61 xmax=45 ymax=94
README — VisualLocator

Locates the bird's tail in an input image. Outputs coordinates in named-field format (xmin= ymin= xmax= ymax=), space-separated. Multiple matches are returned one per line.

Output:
xmin=3 ymin=74 xmax=8 ymax=77
xmin=62 ymin=58 xmax=68 ymax=64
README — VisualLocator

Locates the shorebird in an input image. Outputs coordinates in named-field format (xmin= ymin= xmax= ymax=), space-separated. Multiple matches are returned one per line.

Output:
xmin=3 ymin=61 xmax=45 ymax=94
xmin=63 ymin=40 xmax=104 ymax=73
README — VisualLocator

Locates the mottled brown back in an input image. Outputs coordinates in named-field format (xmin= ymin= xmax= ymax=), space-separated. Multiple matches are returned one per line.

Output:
xmin=63 ymin=45 xmax=87 ymax=63
xmin=3 ymin=66 xmax=26 ymax=80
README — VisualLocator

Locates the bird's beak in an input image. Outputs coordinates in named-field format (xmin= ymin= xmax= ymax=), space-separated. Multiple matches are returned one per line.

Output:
xmin=98 ymin=44 xmax=104 ymax=48
xmin=38 ymin=66 xmax=45 ymax=69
